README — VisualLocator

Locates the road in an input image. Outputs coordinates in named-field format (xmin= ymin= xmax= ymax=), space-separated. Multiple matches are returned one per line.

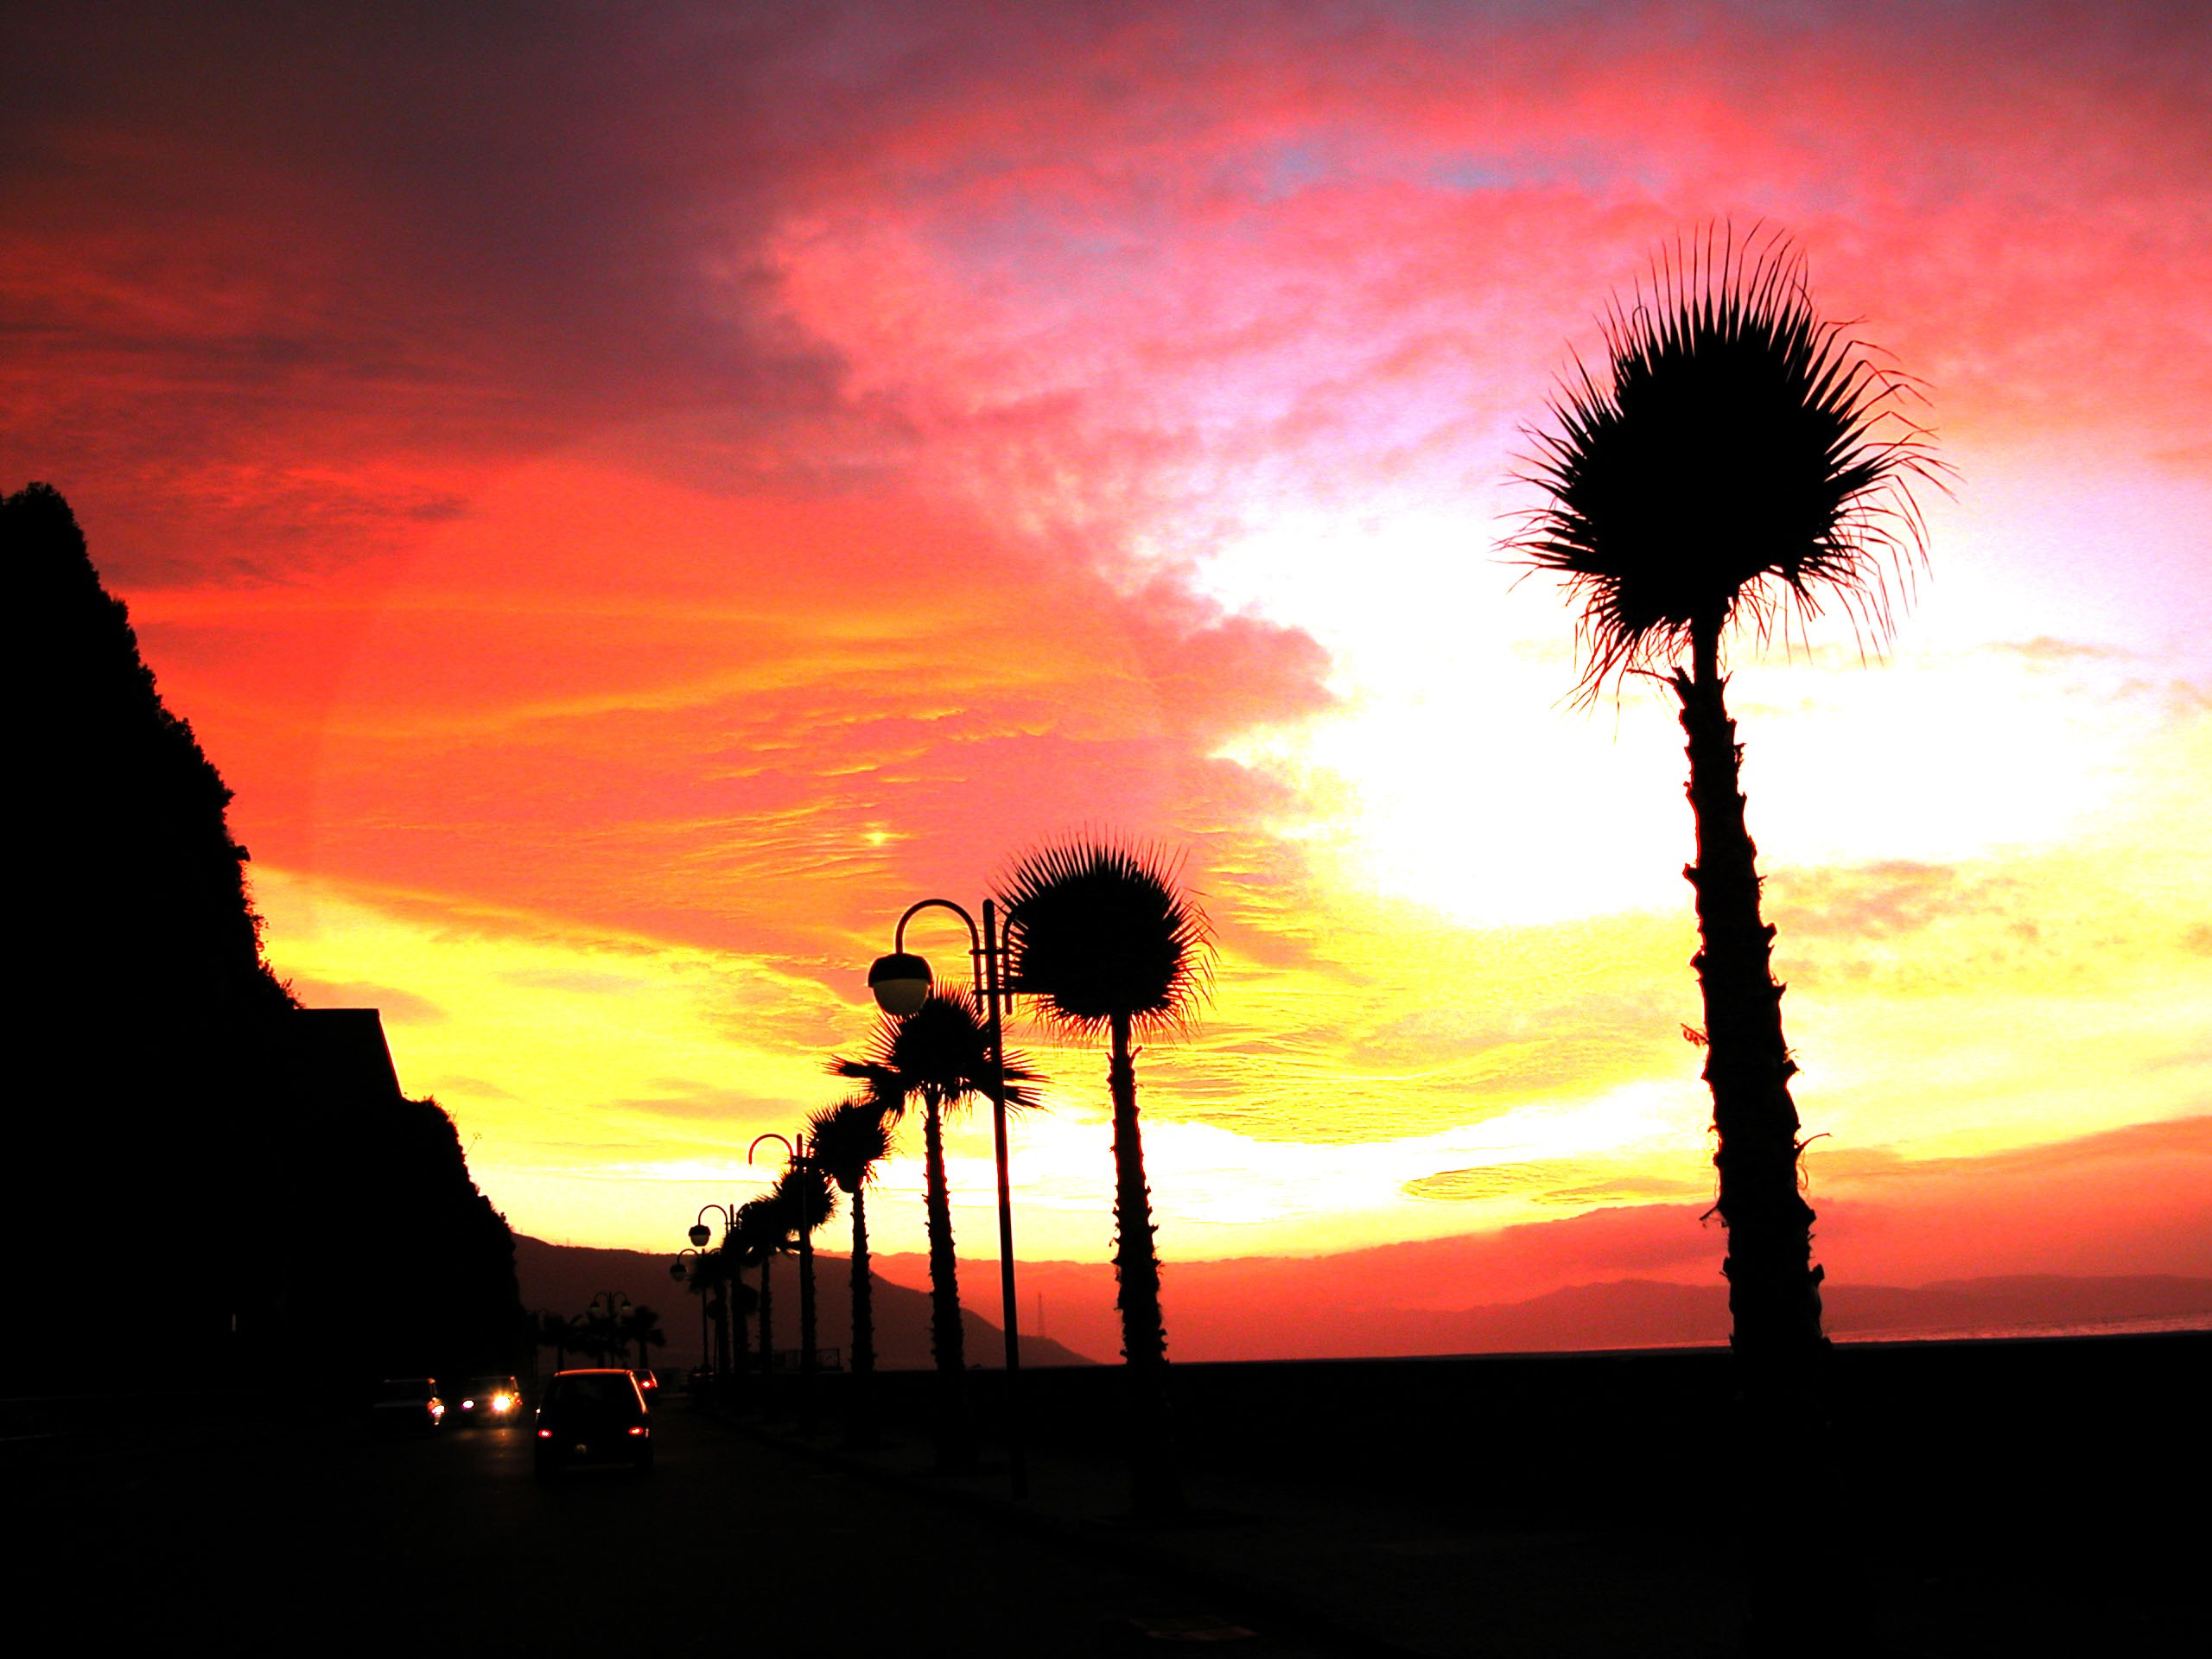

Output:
xmin=10 ymin=1346 xmax=2205 ymax=1656
xmin=8 ymin=1400 xmax=1347 ymax=1652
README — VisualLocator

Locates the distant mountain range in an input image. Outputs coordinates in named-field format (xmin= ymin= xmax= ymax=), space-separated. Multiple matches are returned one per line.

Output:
xmin=512 ymin=1235 xmax=1095 ymax=1372
xmin=870 ymin=1248 xmax=2212 ymax=1364
xmin=524 ymin=1227 xmax=2210 ymax=1370
xmin=1351 ymin=1274 xmax=2212 ymax=1356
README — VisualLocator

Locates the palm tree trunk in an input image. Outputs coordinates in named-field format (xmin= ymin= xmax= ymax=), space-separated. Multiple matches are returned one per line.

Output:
xmin=1109 ymin=1009 xmax=1184 ymax=1518
xmin=728 ymin=1265 xmax=747 ymax=1391
xmin=758 ymin=1255 xmax=774 ymax=1376
xmin=1676 ymin=618 xmax=1832 ymax=1644
xmin=850 ymin=1186 xmax=874 ymax=1376
xmin=921 ymin=1098 xmax=973 ymax=1465
xmin=1675 ymin=624 xmax=1827 ymax=1361
xmin=846 ymin=1185 xmax=877 ymax=1447
xmin=798 ymin=1213 xmax=818 ymax=1432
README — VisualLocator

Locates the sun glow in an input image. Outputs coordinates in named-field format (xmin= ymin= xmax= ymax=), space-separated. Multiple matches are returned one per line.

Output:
xmin=13 ymin=1 xmax=2209 ymax=1317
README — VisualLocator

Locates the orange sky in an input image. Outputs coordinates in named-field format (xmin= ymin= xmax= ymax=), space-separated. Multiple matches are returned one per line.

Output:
xmin=7 ymin=3 xmax=2208 ymax=1313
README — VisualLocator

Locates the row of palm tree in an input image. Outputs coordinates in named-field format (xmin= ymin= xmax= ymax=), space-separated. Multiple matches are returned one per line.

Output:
xmin=532 ymin=1303 xmax=665 ymax=1372
xmin=813 ymin=842 xmax=1211 ymax=1514
xmin=677 ymin=839 xmax=1210 ymax=1516
xmin=670 ymin=224 xmax=1921 ymax=1624
xmin=831 ymin=988 xmax=1039 ymax=1465
xmin=677 ymin=1176 xmax=822 ymax=1382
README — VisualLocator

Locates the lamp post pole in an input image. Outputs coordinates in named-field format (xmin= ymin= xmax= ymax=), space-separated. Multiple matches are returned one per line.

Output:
xmin=869 ymin=896 xmax=1028 ymax=1500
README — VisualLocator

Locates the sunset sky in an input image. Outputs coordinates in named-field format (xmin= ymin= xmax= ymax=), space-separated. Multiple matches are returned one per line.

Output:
xmin=8 ymin=2 xmax=2208 ymax=1313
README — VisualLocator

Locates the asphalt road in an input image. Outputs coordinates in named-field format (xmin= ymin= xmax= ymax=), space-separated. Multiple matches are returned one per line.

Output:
xmin=8 ymin=1402 xmax=1350 ymax=1652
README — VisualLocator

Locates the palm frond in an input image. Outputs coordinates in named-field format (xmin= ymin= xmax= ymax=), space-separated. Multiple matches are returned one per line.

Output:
xmin=771 ymin=1162 xmax=838 ymax=1233
xmin=830 ymin=988 xmax=1043 ymax=1116
xmin=995 ymin=834 xmax=1212 ymax=1039
xmin=827 ymin=1056 xmax=909 ymax=1120
xmin=806 ymin=1095 xmax=894 ymax=1194
xmin=733 ymin=1197 xmax=786 ymax=1260
xmin=1510 ymin=222 xmax=1942 ymax=700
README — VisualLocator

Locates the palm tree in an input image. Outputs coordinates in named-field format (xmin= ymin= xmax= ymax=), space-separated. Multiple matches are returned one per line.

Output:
xmin=831 ymin=988 xmax=1040 ymax=1467
xmin=581 ymin=1300 xmax=626 ymax=1366
xmin=806 ymin=1096 xmax=894 ymax=1378
xmin=618 ymin=1304 xmax=666 ymax=1371
xmin=734 ymin=1199 xmax=783 ymax=1376
xmin=998 ymin=836 xmax=1211 ymax=1519
xmin=534 ymin=1309 xmax=580 ymax=1374
xmin=770 ymin=1160 xmax=836 ymax=1398
xmin=1516 ymin=226 xmax=1935 ymax=1643
xmin=692 ymin=1247 xmax=759 ymax=1387
xmin=679 ymin=1250 xmax=729 ymax=1376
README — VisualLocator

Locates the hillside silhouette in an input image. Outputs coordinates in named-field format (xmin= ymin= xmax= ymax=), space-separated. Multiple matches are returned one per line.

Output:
xmin=512 ymin=1234 xmax=1094 ymax=1373
xmin=3 ymin=482 xmax=520 ymax=1382
xmin=880 ymin=1244 xmax=2212 ymax=1363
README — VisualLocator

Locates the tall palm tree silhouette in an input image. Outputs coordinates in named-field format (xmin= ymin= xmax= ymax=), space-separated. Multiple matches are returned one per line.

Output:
xmin=832 ymin=988 xmax=1039 ymax=1467
xmin=535 ymin=1309 xmax=579 ymax=1374
xmin=807 ymin=1096 xmax=893 ymax=1378
xmin=770 ymin=1160 xmax=836 ymax=1391
xmin=734 ymin=1199 xmax=783 ymax=1375
xmin=617 ymin=1304 xmax=665 ymax=1371
xmin=681 ymin=1250 xmax=732 ymax=1376
xmin=582 ymin=1300 xmax=628 ymax=1366
xmin=1516 ymin=226 xmax=1935 ymax=1644
xmin=998 ymin=836 xmax=1211 ymax=1520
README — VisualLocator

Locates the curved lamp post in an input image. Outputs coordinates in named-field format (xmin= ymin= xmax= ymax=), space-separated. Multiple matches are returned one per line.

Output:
xmin=868 ymin=896 xmax=1027 ymax=1500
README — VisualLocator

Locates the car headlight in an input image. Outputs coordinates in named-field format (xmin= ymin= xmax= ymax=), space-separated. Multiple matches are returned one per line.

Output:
xmin=493 ymin=1395 xmax=514 ymax=1412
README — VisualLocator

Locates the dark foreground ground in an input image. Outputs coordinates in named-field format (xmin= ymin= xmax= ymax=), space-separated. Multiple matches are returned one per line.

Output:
xmin=6 ymin=1332 xmax=2207 ymax=1656
xmin=6 ymin=1402 xmax=1355 ymax=1653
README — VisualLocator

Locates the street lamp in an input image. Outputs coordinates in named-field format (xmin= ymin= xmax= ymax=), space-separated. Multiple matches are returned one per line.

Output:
xmin=868 ymin=896 xmax=1028 ymax=1499
xmin=694 ymin=1200 xmax=741 ymax=1249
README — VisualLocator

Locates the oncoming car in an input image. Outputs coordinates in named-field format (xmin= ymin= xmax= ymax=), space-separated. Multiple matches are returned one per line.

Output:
xmin=454 ymin=1376 xmax=523 ymax=1428
xmin=533 ymin=1370 xmax=652 ymax=1476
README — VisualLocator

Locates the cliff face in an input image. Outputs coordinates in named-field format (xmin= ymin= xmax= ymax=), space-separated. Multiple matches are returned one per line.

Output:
xmin=267 ymin=1013 xmax=523 ymax=1381
xmin=4 ymin=483 xmax=519 ymax=1382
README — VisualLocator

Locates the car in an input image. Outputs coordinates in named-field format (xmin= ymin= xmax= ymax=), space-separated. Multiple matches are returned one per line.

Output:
xmin=452 ymin=1375 xmax=524 ymax=1428
xmin=533 ymin=1369 xmax=652 ymax=1476
xmin=368 ymin=1376 xmax=445 ymax=1434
